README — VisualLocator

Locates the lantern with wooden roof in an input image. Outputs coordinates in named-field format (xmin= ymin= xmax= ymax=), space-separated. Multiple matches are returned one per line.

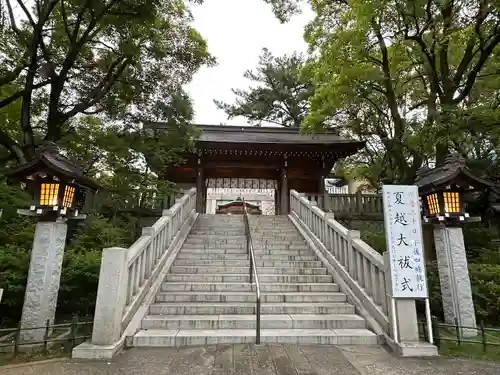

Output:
xmin=415 ymin=153 xmax=494 ymax=223
xmin=4 ymin=142 xmax=100 ymax=219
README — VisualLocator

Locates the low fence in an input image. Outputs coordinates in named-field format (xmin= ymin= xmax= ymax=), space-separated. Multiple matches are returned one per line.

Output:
xmin=420 ymin=317 xmax=500 ymax=354
xmin=0 ymin=318 xmax=92 ymax=361
xmin=290 ymin=190 xmax=389 ymax=334
xmin=90 ymin=188 xmax=197 ymax=347
xmin=304 ymin=192 xmax=383 ymax=218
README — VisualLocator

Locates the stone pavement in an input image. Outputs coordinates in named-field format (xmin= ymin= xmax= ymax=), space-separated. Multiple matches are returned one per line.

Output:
xmin=1 ymin=344 xmax=500 ymax=375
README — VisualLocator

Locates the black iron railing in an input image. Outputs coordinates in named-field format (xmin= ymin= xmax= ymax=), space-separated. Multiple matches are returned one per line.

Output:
xmin=0 ymin=317 xmax=92 ymax=363
xmin=419 ymin=316 xmax=500 ymax=353
xmin=242 ymin=198 xmax=261 ymax=344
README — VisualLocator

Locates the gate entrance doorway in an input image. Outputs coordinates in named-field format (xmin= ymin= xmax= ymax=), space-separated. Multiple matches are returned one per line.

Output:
xmin=206 ymin=178 xmax=277 ymax=215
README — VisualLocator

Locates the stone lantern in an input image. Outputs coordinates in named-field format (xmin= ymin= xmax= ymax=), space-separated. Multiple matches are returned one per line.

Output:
xmin=4 ymin=143 xmax=100 ymax=342
xmin=415 ymin=153 xmax=494 ymax=337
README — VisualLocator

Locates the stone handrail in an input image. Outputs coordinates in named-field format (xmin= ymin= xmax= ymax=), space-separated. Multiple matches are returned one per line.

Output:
xmin=90 ymin=188 xmax=196 ymax=347
xmin=304 ymin=192 xmax=383 ymax=216
xmin=290 ymin=190 xmax=389 ymax=333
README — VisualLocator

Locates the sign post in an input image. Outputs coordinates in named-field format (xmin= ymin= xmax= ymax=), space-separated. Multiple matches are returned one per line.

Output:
xmin=382 ymin=185 xmax=433 ymax=345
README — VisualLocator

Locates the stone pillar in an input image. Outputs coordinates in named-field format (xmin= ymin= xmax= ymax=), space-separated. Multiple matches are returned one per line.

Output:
xmin=433 ymin=224 xmax=476 ymax=337
xmin=202 ymin=179 xmax=207 ymax=213
xmin=91 ymin=247 xmax=129 ymax=345
xmin=196 ymin=158 xmax=204 ymax=213
xmin=280 ymin=167 xmax=288 ymax=215
xmin=383 ymin=253 xmax=419 ymax=342
xmin=20 ymin=218 xmax=68 ymax=342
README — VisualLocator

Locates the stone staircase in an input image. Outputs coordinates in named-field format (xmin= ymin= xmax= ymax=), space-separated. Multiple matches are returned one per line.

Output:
xmin=132 ymin=214 xmax=378 ymax=346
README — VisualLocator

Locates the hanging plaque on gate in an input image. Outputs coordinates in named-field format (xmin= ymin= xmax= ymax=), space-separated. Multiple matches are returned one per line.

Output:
xmin=382 ymin=185 xmax=428 ymax=298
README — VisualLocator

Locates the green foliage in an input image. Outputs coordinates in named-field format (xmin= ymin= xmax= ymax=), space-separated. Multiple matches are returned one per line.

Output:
xmin=0 ymin=181 xmax=34 ymax=251
xmin=463 ymin=223 xmax=500 ymax=263
xmin=68 ymin=214 xmax=137 ymax=252
xmin=58 ymin=214 xmax=138 ymax=318
xmin=214 ymin=48 xmax=313 ymax=127
xmin=359 ymin=223 xmax=386 ymax=254
xmin=57 ymin=249 xmax=103 ymax=318
xmin=0 ymin=0 xmax=213 ymax=164
xmin=427 ymin=262 xmax=500 ymax=327
xmin=0 ymin=244 xmax=31 ymax=325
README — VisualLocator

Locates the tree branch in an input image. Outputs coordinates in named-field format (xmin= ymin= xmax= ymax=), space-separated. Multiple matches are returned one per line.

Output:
xmin=56 ymin=57 xmax=132 ymax=130
xmin=0 ymin=63 xmax=28 ymax=86
xmin=5 ymin=0 xmax=21 ymax=36
xmin=15 ymin=0 xmax=36 ymax=28
xmin=0 ymin=79 xmax=51 ymax=109
xmin=60 ymin=0 xmax=74 ymax=43
xmin=453 ymin=0 xmax=490 ymax=86
xmin=454 ymin=31 xmax=500 ymax=104
xmin=0 ymin=128 xmax=27 ymax=164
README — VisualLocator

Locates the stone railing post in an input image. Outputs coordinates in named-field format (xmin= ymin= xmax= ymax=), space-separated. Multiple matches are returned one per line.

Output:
xmin=347 ymin=230 xmax=360 ymax=279
xmin=91 ymin=247 xmax=129 ymax=346
xmin=324 ymin=212 xmax=335 ymax=251
xmin=355 ymin=190 xmax=363 ymax=213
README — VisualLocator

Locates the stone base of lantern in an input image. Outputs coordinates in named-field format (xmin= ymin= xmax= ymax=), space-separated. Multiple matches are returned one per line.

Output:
xmin=19 ymin=218 xmax=67 ymax=343
xmin=433 ymin=224 xmax=477 ymax=338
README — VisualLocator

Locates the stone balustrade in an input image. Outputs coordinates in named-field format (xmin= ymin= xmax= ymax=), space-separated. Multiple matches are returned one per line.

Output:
xmin=290 ymin=190 xmax=389 ymax=333
xmin=304 ymin=192 xmax=383 ymax=218
xmin=90 ymin=188 xmax=197 ymax=347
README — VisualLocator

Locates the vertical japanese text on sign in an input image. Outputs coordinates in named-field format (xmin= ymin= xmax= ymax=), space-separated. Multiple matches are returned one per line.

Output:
xmin=382 ymin=185 xmax=428 ymax=298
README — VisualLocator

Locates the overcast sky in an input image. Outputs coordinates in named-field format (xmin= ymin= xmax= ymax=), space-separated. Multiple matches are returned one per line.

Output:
xmin=184 ymin=0 xmax=313 ymax=126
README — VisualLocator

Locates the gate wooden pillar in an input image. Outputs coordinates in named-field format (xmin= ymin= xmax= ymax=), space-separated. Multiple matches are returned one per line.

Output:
xmin=196 ymin=157 xmax=205 ymax=213
xmin=280 ymin=157 xmax=289 ymax=215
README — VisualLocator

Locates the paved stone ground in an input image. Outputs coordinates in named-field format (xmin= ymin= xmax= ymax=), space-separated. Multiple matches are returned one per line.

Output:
xmin=1 ymin=345 xmax=500 ymax=375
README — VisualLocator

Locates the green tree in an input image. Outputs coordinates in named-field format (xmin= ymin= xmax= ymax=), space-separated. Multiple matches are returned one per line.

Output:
xmin=0 ymin=0 xmax=213 ymax=164
xmin=214 ymin=48 xmax=313 ymax=127
xmin=264 ymin=0 xmax=500 ymax=184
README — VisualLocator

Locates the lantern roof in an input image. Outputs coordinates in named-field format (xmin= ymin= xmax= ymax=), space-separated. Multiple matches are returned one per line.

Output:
xmin=415 ymin=152 xmax=496 ymax=195
xmin=4 ymin=142 xmax=100 ymax=190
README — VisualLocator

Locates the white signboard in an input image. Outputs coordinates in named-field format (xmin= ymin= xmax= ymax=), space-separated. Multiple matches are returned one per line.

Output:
xmin=382 ymin=185 xmax=428 ymax=298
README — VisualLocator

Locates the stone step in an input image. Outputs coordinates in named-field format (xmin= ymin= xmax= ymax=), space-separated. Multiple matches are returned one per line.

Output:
xmin=175 ymin=254 xmax=318 ymax=261
xmin=193 ymin=225 xmax=245 ymax=230
xmin=155 ymin=291 xmax=345 ymax=303
xmin=182 ymin=242 xmax=307 ymax=248
xmin=132 ymin=328 xmax=378 ymax=346
xmin=249 ymin=233 xmax=302 ymax=238
xmin=173 ymin=259 xmax=324 ymax=267
xmin=184 ymin=239 xmax=306 ymax=246
xmin=148 ymin=302 xmax=355 ymax=315
xmin=179 ymin=248 xmax=311 ymax=254
xmin=190 ymin=227 xmax=245 ymax=230
xmin=164 ymin=274 xmax=333 ymax=283
xmin=187 ymin=234 xmax=304 ymax=241
xmin=142 ymin=314 xmax=365 ymax=330
xmin=160 ymin=282 xmax=340 ymax=292
xmin=169 ymin=266 xmax=328 ymax=275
